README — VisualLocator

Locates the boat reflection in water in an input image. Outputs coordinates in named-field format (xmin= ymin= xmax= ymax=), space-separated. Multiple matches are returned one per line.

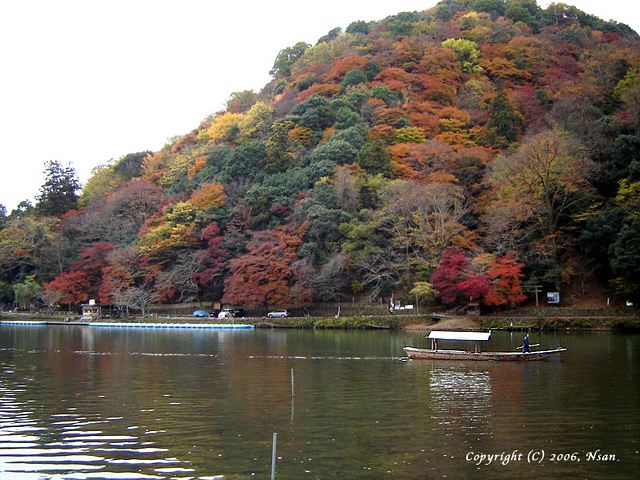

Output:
xmin=418 ymin=359 xmax=543 ymax=475
xmin=429 ymin=367 xmax=493 ymax=434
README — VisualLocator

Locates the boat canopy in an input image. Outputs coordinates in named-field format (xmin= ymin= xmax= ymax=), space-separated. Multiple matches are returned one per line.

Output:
xmin=427 ymin=331 xmax=491 ymax=341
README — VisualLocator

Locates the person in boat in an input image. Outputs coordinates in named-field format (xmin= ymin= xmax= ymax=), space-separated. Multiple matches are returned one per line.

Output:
xmin=522 ymin=333 xmax=531 ymax=353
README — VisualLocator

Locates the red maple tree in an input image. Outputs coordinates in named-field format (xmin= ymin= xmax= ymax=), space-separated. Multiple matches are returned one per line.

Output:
xmin=43 ymin=242 xmax=116 ymax=306
xmin=43 ymin=270 xmax=89 ymax=306
xmin=222 ymin=224 xmax=311 ymax=309
xmin=192 ymin=222 xmax=226 ymax=289
xmin=459 ymin=274 xmax=491 ymax=301
xmin=430 ymin=247 xmax=469 ymax=305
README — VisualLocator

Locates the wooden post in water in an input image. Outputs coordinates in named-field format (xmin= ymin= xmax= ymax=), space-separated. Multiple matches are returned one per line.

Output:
xmin=271 ymin=432 xmax=277 ymax=480
xmin=290 ymin=368 xmax=295 ymax=422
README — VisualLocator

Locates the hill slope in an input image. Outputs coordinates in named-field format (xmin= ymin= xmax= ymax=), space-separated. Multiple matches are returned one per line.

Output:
xmin=2 ymin=0 xmax=640 ymax=311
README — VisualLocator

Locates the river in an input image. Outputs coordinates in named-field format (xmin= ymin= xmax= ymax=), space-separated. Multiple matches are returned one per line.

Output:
xmin=0 ymin=325 xmax=638 ymax=479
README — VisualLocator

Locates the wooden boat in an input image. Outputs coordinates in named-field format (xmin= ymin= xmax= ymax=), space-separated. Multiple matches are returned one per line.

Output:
xmin=403 ymin=331 xmax=566 ymax=362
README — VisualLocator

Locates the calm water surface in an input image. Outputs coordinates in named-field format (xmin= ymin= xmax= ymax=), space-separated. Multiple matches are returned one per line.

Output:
xmin=0 ymin=325 xmax=638 ymax=479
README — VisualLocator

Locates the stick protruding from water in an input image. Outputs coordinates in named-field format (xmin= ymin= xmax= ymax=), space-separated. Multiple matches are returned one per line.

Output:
xmin=271 ymin=432 xmax=277 ymax=480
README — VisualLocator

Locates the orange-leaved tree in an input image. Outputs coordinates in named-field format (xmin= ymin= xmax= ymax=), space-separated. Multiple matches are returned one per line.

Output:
xmin=484 ymin=252 xmax=527 ymax=307
xmin=190 ymin=183 xmax=225 ymax=210
xmin=222 ymin=224 xmax=311 ymax=309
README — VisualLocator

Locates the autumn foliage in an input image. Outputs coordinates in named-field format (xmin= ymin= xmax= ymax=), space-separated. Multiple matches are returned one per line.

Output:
xmin=431 ymin=247 xmax=526 ymax=306
xmin=223 ymin=225 xmax=311 ymax=308
xmin=484 ymin=252 xmax=527 ymax=306
xmin=6 ymin=0 xmax=640 ymax=311
xmin=190 ymin=183 xmax=225 ymax=210
xmin=44 ymin=242 xmax=115 ymax=305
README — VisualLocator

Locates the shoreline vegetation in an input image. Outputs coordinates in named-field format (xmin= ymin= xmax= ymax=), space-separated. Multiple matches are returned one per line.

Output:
xmin=2 ymin=309 xmax=639 ymax=331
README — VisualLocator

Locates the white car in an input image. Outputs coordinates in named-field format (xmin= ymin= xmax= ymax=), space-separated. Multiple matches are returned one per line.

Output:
xmin=217 ymin=308 xmax=235 ymax=319
xmin=267 ymin=309 xmax=289 ymax=318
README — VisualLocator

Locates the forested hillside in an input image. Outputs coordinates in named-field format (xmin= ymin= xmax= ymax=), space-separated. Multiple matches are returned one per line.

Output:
xmin=1 ymin=0 xmax=639 ymax=313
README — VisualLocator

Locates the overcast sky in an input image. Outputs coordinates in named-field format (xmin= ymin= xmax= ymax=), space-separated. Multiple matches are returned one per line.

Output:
xmin=0 ymin=0 xmax=638 ymax=211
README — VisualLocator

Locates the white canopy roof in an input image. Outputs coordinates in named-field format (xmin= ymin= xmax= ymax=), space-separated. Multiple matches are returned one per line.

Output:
xmin=427 ymin=331 xmax=491 ymax=341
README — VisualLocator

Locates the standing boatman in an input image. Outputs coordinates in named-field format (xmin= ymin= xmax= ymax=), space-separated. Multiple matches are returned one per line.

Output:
xmin=522 ymin=333 xmax=531 ymax=353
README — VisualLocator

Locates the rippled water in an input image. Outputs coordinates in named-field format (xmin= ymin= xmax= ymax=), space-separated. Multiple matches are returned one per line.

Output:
xmin=0 ymin=326 xmax=638 ymax=479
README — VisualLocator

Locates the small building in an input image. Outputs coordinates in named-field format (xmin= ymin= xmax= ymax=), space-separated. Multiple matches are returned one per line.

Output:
xmin=81 ymin=299 xmax=101 ymax=320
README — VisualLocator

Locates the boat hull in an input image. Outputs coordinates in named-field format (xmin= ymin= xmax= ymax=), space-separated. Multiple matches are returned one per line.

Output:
xmin=403 ymin=346 xmax=566 ymax=361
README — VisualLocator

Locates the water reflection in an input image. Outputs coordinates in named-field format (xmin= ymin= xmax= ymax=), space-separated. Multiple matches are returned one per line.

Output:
xmin=0 ymin=381 xmax=198 ymax=478
xmin=430 ymin=367 xmax=493 ymax=433
xmin=0 ymin=346 xmax=226 ymax=479
xmin=0 ymin=326 xmax=638 ymax=479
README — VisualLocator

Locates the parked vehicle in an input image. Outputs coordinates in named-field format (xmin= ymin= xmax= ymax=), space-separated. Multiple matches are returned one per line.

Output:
xmin=192 ymin=310 xmax=210 ymax=317
xmin=267 ymin=309 xmax=289 ymax=318
xmin=217 ymin=308 xmax=245 ymax=319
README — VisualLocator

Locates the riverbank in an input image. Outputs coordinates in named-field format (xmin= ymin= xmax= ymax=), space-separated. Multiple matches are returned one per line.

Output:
xmin=480 ymin=315 xmax=640 ymax=331
xmin=2 ymin=311 xmax=639 ymax=331
xmin=0 ymin=312 xmax=416 ymax=330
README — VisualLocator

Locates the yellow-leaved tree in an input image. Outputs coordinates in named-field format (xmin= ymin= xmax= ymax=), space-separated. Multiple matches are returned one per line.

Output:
xmin=200 ymin=112 xmax=246 ymax=142
xmin=136 ymin=202 xmax=198 ymax=258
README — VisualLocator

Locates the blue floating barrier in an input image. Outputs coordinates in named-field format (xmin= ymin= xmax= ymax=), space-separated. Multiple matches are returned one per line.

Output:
xmin=0 ymin=320 xmax=47 ymax=326
xmin=88 ymin=322 xmax=254 ymax=330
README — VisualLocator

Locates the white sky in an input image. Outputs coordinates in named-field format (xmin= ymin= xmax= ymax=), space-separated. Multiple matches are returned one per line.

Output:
xmin=0 ymin=0 xmax=638 ymax=211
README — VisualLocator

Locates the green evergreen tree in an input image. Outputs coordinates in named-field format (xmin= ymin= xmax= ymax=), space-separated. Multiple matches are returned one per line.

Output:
xmin=35 ymin=160 xmax=80 ymax=217
xmin=0 ymin=280 xmax=14 ymax=308
xmin=0 ymin=204 xmax=6 ymax=230
xmin=317 ymin=27 xmax=341 ymax=45
xmin=357 ymin=141 xmax=393 ymax=176
xmin=488 ymin=89 xmax=522 ymax=145
xmin=270 ymin=41 xmax=310 ymax=77
xmin=346 ymin=20 xmax=370 ymax=35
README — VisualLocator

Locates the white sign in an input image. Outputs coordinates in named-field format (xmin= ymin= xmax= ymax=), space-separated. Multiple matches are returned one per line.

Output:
xmin=547 ymin=292 xmax=560 ymax=304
